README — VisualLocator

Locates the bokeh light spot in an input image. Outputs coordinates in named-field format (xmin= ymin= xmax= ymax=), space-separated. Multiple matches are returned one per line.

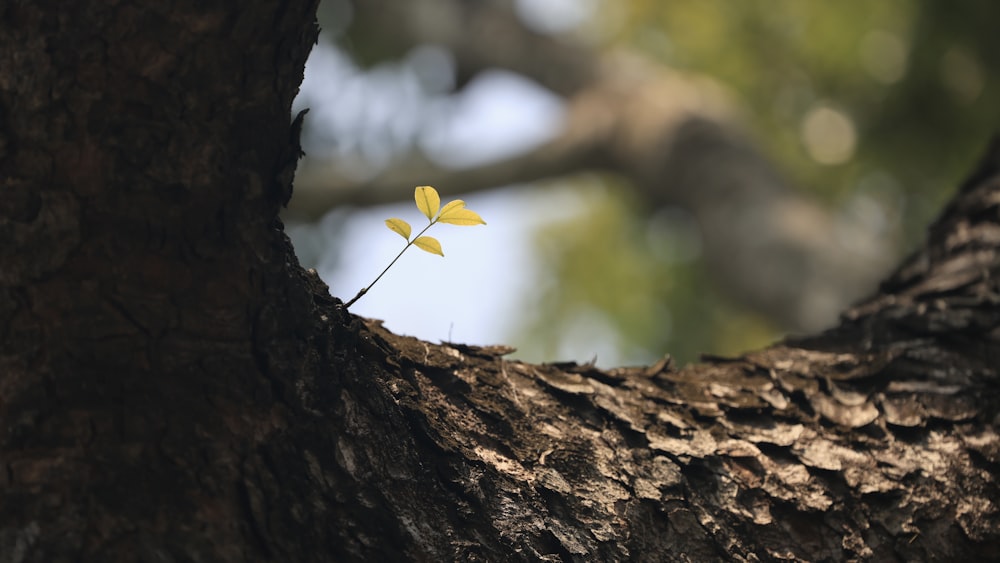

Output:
xmin=800 ymin=104 xmax=857 ymax=165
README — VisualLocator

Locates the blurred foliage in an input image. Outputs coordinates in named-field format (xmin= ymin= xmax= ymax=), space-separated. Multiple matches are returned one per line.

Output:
xmin=616 ymin=0 xmax=999 ymax=225
xmin=517 ymin=0 xmax=999 ymax=364
xmin=520 ymin=180 xmax=776 ymax=365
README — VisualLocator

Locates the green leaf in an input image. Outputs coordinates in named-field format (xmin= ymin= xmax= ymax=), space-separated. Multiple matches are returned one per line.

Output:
xmin=414 ymin=186 xmax=440 ymax=221
xmin=384 ymin=217 xmax=411 ymax=240
xmin=437 ymin=207 xmax=486 ymax=226
xmin=414 ymin=236 xmax=444 ymax=256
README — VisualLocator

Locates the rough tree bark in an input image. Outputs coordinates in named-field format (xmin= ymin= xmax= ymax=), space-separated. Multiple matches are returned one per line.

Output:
xmin=1 ymin=2 xmax=998 ymax=562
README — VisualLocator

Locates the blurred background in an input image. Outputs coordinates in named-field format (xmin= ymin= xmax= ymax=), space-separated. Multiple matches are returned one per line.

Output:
xmin=285 ymin=0 xmax=999 ymax=367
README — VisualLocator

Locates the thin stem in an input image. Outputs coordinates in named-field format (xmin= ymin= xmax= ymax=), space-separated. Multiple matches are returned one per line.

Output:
xmin=343 ymin=220 xmax=436 ymax=309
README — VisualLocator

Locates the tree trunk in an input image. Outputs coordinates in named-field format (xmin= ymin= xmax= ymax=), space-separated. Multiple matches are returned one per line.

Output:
xmin=2 ymin=2 xmax=998 ymax=562
xmin=1 ymin=1 xmax=325 ymax=559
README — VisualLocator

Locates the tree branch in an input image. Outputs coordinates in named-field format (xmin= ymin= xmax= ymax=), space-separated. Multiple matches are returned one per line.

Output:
xmin=324 ymin=138 xmax=1000 ymax=559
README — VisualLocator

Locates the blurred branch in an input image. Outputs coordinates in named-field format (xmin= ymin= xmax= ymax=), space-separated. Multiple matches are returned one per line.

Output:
xmin=342 ymin=0 xmax=598 ymax=94
xmin=289 ymin=120 xmax=607 ymax=217
xmin=287 ymin=52 xmax=730 ymax=217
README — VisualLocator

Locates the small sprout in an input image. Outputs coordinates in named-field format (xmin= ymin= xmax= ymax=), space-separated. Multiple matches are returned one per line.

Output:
xmin=343 ymin=186 xmax=486 ymax=308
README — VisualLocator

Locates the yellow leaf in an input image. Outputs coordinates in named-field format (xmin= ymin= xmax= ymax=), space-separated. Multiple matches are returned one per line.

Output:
xmin=439 ymin=199 xmax=466 ymax=217
xmin=414 ymin=186 xmax=440 ymax=221
xmin=437 ymin=207 xmax=486 ymax=226
xmin=414 ymin=236 xmax=444 ymax=256
xmin=384 ymin=218 xmax=411 ymax=240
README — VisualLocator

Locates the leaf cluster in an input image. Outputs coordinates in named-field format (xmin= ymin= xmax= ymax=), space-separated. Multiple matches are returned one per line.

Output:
xmin=343 ymin=186 xmax=485 ymax=308
xmin=384 ymin=186 xmax=486 ymax=256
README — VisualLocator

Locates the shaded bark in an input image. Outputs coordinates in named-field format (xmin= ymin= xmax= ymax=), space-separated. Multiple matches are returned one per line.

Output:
xmin=2 ymin=2 xmax=999 ymax=562
xmin=0 ymin=1 xmax=323 ymax=559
